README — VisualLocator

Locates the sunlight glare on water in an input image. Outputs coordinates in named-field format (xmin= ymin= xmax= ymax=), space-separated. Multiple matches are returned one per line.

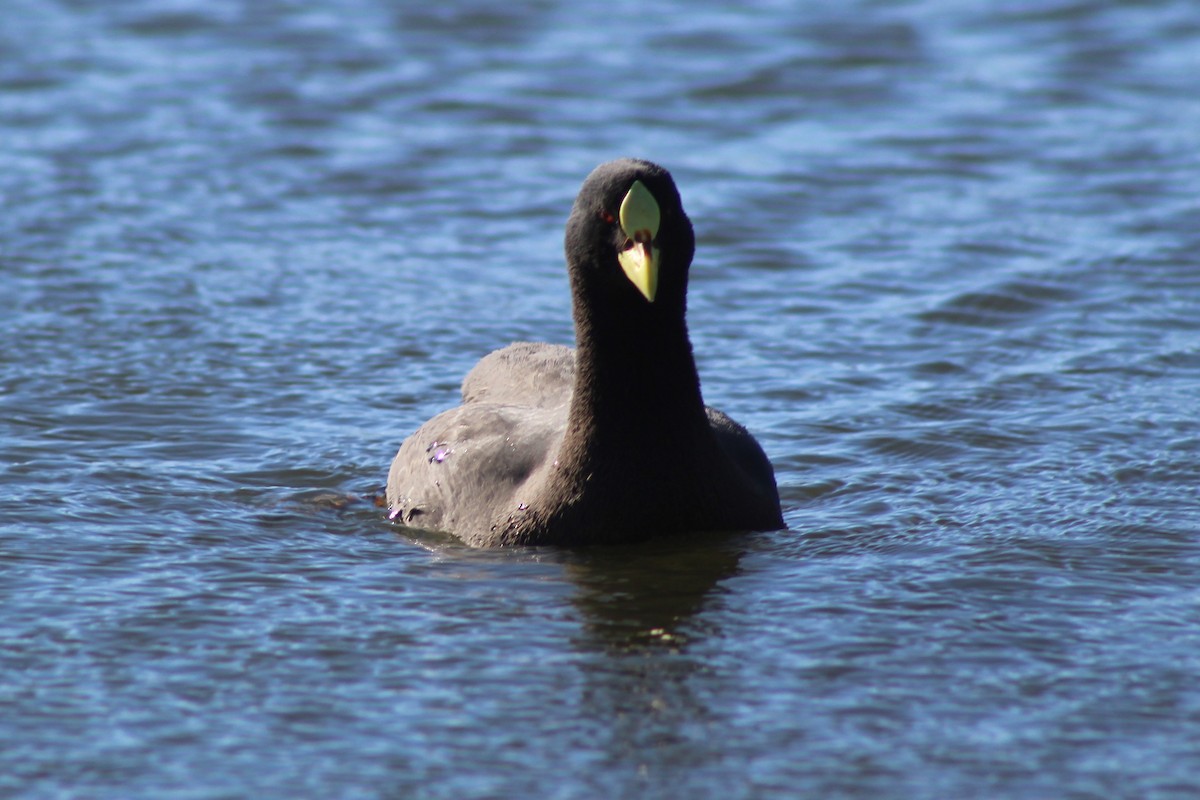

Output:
xmin=2 ymin=0 xmax=1199 ymax=797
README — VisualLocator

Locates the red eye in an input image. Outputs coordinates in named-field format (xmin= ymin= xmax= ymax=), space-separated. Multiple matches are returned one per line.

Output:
xmin=598 ymin=209 xmax=615 ymax=224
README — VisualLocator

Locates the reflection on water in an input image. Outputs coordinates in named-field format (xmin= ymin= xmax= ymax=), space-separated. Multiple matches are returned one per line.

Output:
xmin=566 ymin=536 xmax=742 ymax=651
xmin=563 ymin=537 xmax=746 ymax=797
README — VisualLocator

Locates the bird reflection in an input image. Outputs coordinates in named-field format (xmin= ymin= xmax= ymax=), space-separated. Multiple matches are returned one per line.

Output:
xmin=560 ymin=534 xmax=747 ymax=788
xmin=563 ymin=533 xmax=744 ymax=653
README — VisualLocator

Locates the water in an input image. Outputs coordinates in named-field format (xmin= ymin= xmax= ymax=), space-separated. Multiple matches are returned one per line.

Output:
xmin=2 ymin=0 xmax=1199 ymax=797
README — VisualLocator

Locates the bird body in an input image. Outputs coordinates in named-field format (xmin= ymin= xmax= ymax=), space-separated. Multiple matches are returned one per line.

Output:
xmin=387 ymin=160 xmax=783 ymax=546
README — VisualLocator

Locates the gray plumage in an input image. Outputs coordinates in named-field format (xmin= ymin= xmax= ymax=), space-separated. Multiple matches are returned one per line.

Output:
xmin=386 ymin=160 xmax=783 ymax=546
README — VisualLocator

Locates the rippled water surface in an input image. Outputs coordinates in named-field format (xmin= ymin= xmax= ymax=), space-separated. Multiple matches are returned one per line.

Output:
xmin=3 ymin=1 xmax=1199 ymax=797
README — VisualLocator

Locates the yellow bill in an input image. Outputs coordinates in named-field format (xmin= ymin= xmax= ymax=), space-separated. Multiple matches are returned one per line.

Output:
xmin=617 ymin=180 xmax=661 ymax=302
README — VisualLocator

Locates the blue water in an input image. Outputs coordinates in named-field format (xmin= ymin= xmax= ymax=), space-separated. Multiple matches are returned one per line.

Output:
xmin=3 ymin=1 xmax=1199 ymax=797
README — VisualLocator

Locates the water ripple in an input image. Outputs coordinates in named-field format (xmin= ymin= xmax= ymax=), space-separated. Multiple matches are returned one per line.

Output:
xmin=3 ymin=0 xmax=1200 ymax=797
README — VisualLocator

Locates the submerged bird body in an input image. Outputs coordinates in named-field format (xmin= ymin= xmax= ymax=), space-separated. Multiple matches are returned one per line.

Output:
xmin=387 ymin=159 xmax=783 ymax=546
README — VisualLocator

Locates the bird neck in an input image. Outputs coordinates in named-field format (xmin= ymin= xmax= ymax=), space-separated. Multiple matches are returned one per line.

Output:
xmin=512 ymin=297 xmax=723 ymax=543
xmin=565 ymin=296 xmax=710 ymax=457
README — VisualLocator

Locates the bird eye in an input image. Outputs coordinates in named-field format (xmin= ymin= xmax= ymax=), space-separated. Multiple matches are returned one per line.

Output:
xmin=598 ymin=209 xmax=615 ymax=224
